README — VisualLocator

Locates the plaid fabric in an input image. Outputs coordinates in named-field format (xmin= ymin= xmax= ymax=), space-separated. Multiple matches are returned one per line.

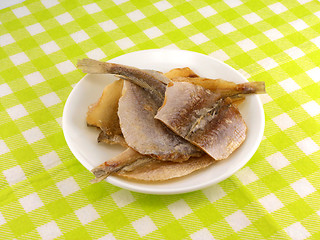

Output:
xmin=1 ymin=0 xmax=320 ymax=239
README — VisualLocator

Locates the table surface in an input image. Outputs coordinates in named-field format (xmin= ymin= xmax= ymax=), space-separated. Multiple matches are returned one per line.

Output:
xmin=0 ymin=0 xmax=319 ymax=239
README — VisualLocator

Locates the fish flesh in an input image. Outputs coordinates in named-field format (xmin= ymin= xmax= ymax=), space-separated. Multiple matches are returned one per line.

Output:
xmin=115 ymin=154 xmax=215 ymax=181
xmin=164 ymin=67 xmax=199 ymax=79
xmin=155 ymin=82 xmax=247 ymax=160
xmin=118 ymin=80 xmax=201 ymax=161
xmin=86 ymin=79 xmax=125 ymax=145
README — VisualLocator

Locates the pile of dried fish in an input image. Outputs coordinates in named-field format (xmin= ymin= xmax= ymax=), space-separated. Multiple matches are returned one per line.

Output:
xmin=77 ymin=59 xmax=265 ymax=182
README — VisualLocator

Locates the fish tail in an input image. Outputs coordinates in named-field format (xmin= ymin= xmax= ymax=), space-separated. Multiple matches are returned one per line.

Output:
xmin=77 ymin=58 xmax=109 ymax=74
xmin=237 ymin=82 xmax=265 ymax=94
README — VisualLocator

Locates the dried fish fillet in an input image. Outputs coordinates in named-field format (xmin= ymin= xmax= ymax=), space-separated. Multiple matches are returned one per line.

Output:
xmin=156 ymin=82 xmax=247 ymax=160
xmin=97 ymin=131 xmax=127 ymax=147
xmin=164 ymin=67 xmax=199 ymax=79
xmin=86 ymin=79 xmax=124 ymax=145
xmin=118 ymin=80 xmax=201 ymax=161
xmin=171 ymin=77 xmax=265 ymax=97
xmin=91 ymin=148 xmax=142 ymax=182
xmin=115 ymin=154 xmax=215 ymax=181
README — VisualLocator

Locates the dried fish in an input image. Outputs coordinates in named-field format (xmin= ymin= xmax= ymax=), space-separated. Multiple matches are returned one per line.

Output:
xmin=155 ymin=82 xmax=247 ymax=160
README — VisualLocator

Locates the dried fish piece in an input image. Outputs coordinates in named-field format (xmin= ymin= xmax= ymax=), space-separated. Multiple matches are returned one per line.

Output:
xmin=91 ymin=148 xmax=142 ymax=182
xmin=118 ymin=80 xmax=202 ymax=161
xmin=155 ymin=82 xmax=247 ymax=160
xmin=164 ymin=67 xmax=199 ymax=79
xmin=86 ymin=79 xmax=124 ymax=145
xmin=171 ymin=77 xmax=265 ymax=97
xmin=115 ymin=154 xmax=215 ymax=181
xmin=97 ymin=131 xmax=127 ymax=147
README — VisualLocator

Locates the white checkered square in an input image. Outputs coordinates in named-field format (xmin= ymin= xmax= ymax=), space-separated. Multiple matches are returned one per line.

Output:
xmin=56 ymin=177 xmax=80 ymax=197
xmin=70 ymin=30 xmax=90 ymax=43
xmin=266 ymin=152 xmax=290 ymax=170
xmin=168 ymin=199 xmax=192 ymax=220
xmin=83 ymin=3 xmax=101 ymax=14
xmin=290 ymin=19 xmax=309 ymax=31
xmin=10 ymin=52 xmax=30 ymax=66
xmin=171 ymin=16 xmax=190 ymax=28
xmin=41 ymin=0 xmax=59 ymax=8
xmin=3 ymin=165 xmax=26 ymax=185
xmin=0 ymin=33 xmax=15 ymax=47
xmin=99 ymin=20 xmax=118 ymax=32
xmin=225 ymin=0 xmax=242 ymax=8
xmin=285 ymin=222 xmax=311 ymax=240
xmin=40 ymin=41 xmax=60 ymax=55
xmin=22 ymin=127 xmax=45 ymax=144
xmin=272 ymin=113 xmax=296 ymax=131
xmin=284 ymin=47 xmax=305 ymax=60
xmin=263 ymin=28 xmax=284 ymax=41
xmin=279 ymin=78 xmax=301 ymax=93
xmin=226 ymin=210 xmax=251 ymax=232
xmin=12 ymin=6 xmax=31 ymax=18
xmin=75 ymin=204 xmax=100 ymax=225
xmin=98 ymin=233 xmax=116 ymax=240
xmin=25 ymin=71 xmax=45 ymax=86
xmin=209 ymin=49 xmax=230 ymax=61
xmin=190 ymin=228 xmax=214 ymax=240
xmin=39 ymin=151 xmax=62 ymax=170
xmin=202 ymin=184 xmax=226 ymax=202
xmin=55 ymin=12 xmax=74 ymax=25
xmin=6 ymin=104 xmax=28 ymax=120
xmin=311 ymin=36 xmax=320 ymax=48
xmin=235 ymin=167 xmax=258 ymax=185
xmin=56 ymin=60 xmax=76 ymax=74
xmin=216 ymin=22 xmax=236 ymax=34
xmin=0 ymin=83 xmax=13 ymax=97
xmin=86 ymin=48 xmax=106 ymax=60
xmin=132 ymin=216 xmax=157 ymax=237
xmin=259 ymin=193 xmax=284 ymax=213
xmin=0 ymin=212 xmax=6 ymax=225
xmin=296 ymin=137 xmax=320 ymax=155
xmin=111 ymin=189 xmax=135 ymax=208
xmin=306 ymin=67 xmax=320 ymax=82
xmin=0 ymin=140 xmax=10 ymax=155
xmin=144 ymin=27 xmax=163 ymax=39
xmin=190 ymin=33 xmax=209 ymax=45
xmin=258 ymin=57 xmax=278 ymax=70
xmin=37 ymin=221 xmax=62 ymax=240
xmin=40 ymin=92 xmax=61 ymax=107
xmin=291 ymin=178 xmax=316 ymax=198
xmin=116 ymin=37 xmax=135 ymax=50
xmin=302 ymin=101 xmax=320 ymax=117
xmin=19 ymin=193 xmax=44 ymax=213
xmin=127 ymin=10 xmax=145 ymax=22
xmin=26 ymin=23 xmax=45 ymax=36
xmin=237 ymin=38 xmax=257 ymax=52
xmin=243 ymin=13 xmax=262 ymax=24
xmin=268 ymin=2 xmax=287 ymax=14
xmin=154 ymin=0 xmax=172 ymax=11
xmin=259 ymin=94 xmax=273 ymax=104
xmin=198 ymin=6 xmax=217 ymax=18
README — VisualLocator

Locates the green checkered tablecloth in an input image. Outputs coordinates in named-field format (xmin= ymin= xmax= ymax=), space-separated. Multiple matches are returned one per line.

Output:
xmin=0 ymin=0 xmax=320 ymax=239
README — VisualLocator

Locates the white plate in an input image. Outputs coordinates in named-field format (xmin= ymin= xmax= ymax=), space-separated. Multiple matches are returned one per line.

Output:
xmin=62 ymin=49 xmax=265 ymax=195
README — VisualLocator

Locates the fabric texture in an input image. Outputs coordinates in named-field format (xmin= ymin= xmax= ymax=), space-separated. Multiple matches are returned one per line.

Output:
xmin=0 ymin=0 xmax=320 ymax=239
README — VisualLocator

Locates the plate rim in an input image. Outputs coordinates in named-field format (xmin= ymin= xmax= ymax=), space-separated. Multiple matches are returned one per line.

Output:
xmin=62 ymin=49 xmax=265 ymax=195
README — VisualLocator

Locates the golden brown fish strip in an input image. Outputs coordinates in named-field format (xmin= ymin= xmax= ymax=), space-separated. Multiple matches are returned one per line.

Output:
xmin=164 ymin=67 xmax=199 ymax=79
xmin=115 ymin=154 xmax=215 ymax=181
xmin=171 ymin=77 xmax=265 ymax=97
xmin=87 ymin=79 xmax=124 ymax=138
xmin=97 ymin=131 xmax=127 ymax=147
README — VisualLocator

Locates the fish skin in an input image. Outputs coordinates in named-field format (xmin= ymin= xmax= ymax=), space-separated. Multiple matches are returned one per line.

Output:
xmin=97 ymin=131 xmax=127 ymax=147
xmin=155 ymin=82 xmax=247 ymax=160
xmin=118 ymin=80 xmax=202 ymax=162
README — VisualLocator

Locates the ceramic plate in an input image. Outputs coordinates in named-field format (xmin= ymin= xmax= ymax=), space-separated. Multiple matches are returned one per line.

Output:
xmin=62 ymin=49 xmax=265 ymax=194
